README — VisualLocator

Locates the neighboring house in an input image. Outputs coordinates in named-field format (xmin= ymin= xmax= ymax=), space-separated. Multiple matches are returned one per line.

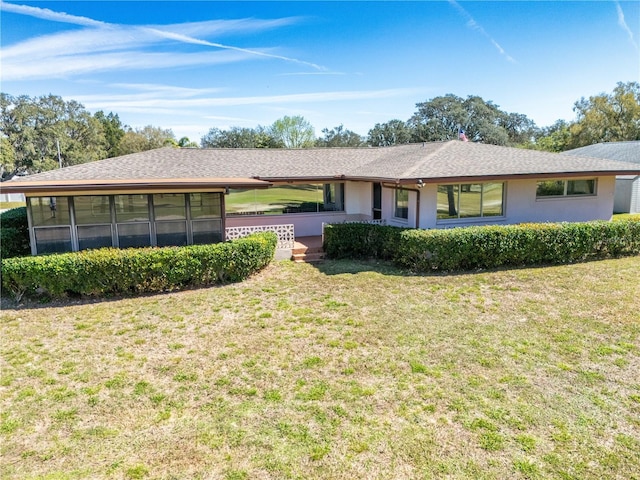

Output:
xmin=3 ymin=140 xmax=640 ymax=255
xmin=562 ymin=141 xmax=640 ymax=214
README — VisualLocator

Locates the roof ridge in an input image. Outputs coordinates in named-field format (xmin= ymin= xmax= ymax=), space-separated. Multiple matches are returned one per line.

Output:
xmin=399 ymin=140 xmax=457 ymax=178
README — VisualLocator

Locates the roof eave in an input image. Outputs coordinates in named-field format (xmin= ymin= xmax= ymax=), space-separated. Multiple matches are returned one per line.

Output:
xmin=402 ymin=170 xmax=640 ymax=185
xmin=1 ymin=177 xmax=272 ymax=194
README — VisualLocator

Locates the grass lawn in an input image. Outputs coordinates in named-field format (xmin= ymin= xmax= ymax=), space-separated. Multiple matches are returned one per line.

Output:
xmin=0 ymin=201 xmax=26 ymax=210
xmin=1 ymin=257 xmax=639 ymax=479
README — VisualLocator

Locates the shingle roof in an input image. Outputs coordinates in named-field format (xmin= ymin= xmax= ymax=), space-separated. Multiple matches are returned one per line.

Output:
xmin=562 ymin=141 xmax=640 ymax=165
xmin=5 ymin=141 xmax=640 ymax=193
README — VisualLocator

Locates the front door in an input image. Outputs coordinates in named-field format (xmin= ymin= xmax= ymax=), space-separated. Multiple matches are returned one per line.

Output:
xmin=372 ymin=183 xmax=382 ymax=220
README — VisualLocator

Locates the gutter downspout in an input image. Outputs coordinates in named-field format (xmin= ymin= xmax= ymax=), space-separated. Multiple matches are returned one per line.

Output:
xmin=415 ymin=188 xmax=420 ymax=229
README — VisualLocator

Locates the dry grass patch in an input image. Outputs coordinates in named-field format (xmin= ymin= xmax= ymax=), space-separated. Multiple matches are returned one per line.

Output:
xmin=1 ymin=257 xmax=639 ymax=479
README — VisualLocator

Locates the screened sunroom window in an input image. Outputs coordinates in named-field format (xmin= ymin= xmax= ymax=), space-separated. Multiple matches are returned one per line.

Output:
xmin=189 ymin=193 xmax=223 ymax=245
xmin=75 ymin=196 xmax=113 ymax=250
xmin=29 ymin=197 xmax=72 ymax=253
xmin=153 ymin=194 xmax=187 ymax=247
xmin=115 ymin=194 xmax=151 ymax=248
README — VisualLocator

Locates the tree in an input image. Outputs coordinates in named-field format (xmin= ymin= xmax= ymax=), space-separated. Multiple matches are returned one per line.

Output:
xmin=94 ymin=111 xmax=125 ymax=157
xmin=269 ymin=115 xmax=315 ymax=148
xmin=499 ymin=112 xmax=537 ymax=146
xmin=527 ymin=120 xmax=571 ymax=152
xmin=409 ymin=94 xmax=468 ymax=142
xmin=408 ymin=94 xmax=536 ymax=146
xmin=200 ymin=126 xmax=281 ymax=148
xmin=0 ymin=136 xmax=16 ymax=178
xmin=0 ymin=93 xmax=107 ymax=176
xmin=178 ymin=137 xmax=199 ymax=148
xmin=118 ymin=125 xmax=176 ymax=155
xmin=569 ymin=81 xmax=640 ymax=147
xmin=316 ymin=124 xmax=365 ymax=147
xmin=367 ymin=119 xmax=413 ymax=146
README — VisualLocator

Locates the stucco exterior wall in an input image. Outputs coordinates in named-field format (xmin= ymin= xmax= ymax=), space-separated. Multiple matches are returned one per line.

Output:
xmin=417 ymin=176 xmax=617 ymax=229
xmin=344 ymin=181 xmax=372 ymax=216
xmin=504 ymin=176 xmax=615 ymax=223
xmin=621 ymin=177 xmax=640 ymax=214
xmin=383 ymin=187 xmax=417 ymax=228
xmin=614 ymin=178 xmax=634 ymax=213
xmin=632 ymin=178 xmax=640 ymax=214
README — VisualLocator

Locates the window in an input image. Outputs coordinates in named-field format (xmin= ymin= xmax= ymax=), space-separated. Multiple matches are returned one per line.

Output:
xmin=75 ymin=196 xmax=111 ymax=225
xmin=75 ymin=196 xmax=113 ymax=250
xmin=437 ymin=182 xmax=504 ymax=220
xmin=153 ymin=194 xmax=187 ymax=247
xmin=34 ymin=227 xmax=72 ymax=254
xmin=115 ymin=194 xmax=149 ymax=222
xmin=115 ymin=194 xmax=150 ymax=247
xmin=190 ymin=193 xmax=221 ymax=219
xmin=226 ymin=183 xmax=345 ymax=215
xmin=394 ymin=189 xmax=409 ymax=219
xmin=29 ymin=197 xmax=73 ymax=253
xmin=536 ymin=179 xmax=596 ymax=198
xmin=30 ymin=196 xmax=71 ymax=226
xmin=190 ymin=193 xmax=223 ymax=246
xmin=27 ymin=192 xmax=226 ymax=254
xmin=153 ymin=193 xmax=186 ymax=220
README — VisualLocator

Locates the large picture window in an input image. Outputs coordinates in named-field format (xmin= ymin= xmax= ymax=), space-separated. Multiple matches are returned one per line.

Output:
xmin=226 ymin=183 xmax=344 ymax=216
xmin=536 ymin=179 xmax=596 ymax=198
xmin=437 ymin=182 xmax=504 ymax=220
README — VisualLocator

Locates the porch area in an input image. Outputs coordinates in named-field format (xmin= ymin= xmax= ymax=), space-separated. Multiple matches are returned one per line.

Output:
xmin=291 ymin=236 xmax=324 ymax=263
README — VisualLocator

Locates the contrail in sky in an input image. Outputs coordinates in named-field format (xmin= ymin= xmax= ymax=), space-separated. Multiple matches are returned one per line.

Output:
xmin=615 ymin=1 xmax=638 ymax=50
xmin=0 ymin=1 xmax=325 ymax=73
xmin=448 ymin=0 xmax=516 ymax=63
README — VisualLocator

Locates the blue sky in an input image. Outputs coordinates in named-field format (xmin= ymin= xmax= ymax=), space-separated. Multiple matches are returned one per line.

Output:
xmin=1 ymin=1 xmax=638 ymax=143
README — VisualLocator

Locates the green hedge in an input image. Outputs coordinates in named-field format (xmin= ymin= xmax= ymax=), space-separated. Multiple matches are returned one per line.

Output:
xmin=0 ymin=207 xmax=30 ymax=258
xmin=323 ymin=220 xmax=640 ymax=272
xmin=322 ymin=223 xmax=407 ymax=260
xmin=1 ymin=232 xmax=277 ymax=300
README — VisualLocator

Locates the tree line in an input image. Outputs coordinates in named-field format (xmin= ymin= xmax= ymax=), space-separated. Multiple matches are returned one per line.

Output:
xmin=1 ymin=81 xmax=638 ymax=179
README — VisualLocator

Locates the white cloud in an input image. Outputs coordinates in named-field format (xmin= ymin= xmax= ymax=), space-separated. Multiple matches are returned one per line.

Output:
xmin=73 ymin=88 xmax=424 ymax=113
xmin=2 ymin=49 xmax=255 ymax=81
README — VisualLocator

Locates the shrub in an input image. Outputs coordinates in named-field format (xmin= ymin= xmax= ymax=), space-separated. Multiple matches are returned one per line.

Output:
xmin=0 ymin=207 xmax=30 ymax=258
xmin=324 ymin=220 xmax=640 ymax=273
xmin=1 ymin=232 xmax=277 ymax=300
xmin=323 ymin=223 xmax=406 ymax=260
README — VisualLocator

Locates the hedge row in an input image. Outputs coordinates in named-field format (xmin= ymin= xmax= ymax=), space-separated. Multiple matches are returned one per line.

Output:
xmin=1 ymin=232 xmax=277 ymax=300
xmin=323 ymin=220 xmax=640 ymax=272
xmin=0 ymin=207 xmax=30 ymax=259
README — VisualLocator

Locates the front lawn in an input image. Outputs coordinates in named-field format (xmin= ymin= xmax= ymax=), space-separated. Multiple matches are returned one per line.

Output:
xmin=1 ymin=257 xmax=639 ymax=479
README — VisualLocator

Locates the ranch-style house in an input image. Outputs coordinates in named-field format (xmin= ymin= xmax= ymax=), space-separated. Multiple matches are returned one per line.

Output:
xmin=3 ymin=140 xmax=640 ymax=255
